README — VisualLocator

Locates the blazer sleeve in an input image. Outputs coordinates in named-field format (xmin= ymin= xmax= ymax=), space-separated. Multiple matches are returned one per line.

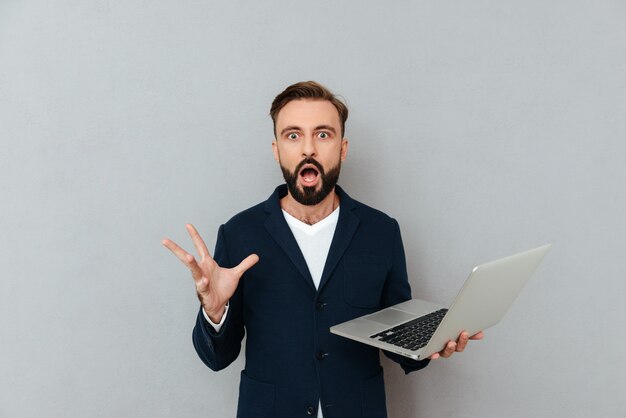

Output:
xmin=192 ymin=224 xmax=245 ymax=371
xmin=380 ymin=218 xmax=431 ymax=374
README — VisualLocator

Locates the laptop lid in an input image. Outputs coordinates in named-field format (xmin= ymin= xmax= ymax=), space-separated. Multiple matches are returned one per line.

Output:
xmin=419 ymin=243 xmax=552 ymax=358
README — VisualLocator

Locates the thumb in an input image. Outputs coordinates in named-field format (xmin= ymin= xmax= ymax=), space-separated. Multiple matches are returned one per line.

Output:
xmin=232 ymin=254 xmax=259 ymax=277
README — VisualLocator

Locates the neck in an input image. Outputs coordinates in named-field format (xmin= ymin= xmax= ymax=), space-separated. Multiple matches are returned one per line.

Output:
xmin=280 ymin=188 xmax=339 ymax=225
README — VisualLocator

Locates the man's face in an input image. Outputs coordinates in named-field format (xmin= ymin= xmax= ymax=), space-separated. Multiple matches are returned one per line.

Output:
xmin=272 ymin=99 xmax=348 ymax=206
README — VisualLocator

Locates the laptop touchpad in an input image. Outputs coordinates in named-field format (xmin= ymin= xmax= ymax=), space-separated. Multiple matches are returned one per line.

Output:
xmin=368 ymin=309 xmax=415 ymax=326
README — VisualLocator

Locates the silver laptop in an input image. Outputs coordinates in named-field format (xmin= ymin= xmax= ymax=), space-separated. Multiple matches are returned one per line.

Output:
xmin=330 ymin=244 xmax=552 ymax=360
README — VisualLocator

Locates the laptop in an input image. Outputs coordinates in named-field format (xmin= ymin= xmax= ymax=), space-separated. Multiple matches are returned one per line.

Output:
xmin=330 ymin=244 xmax=552 ymax=360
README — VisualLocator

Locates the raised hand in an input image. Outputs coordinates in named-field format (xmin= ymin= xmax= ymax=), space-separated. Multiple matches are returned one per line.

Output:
xmin=162 ymin=224 xmax=259 ymax=323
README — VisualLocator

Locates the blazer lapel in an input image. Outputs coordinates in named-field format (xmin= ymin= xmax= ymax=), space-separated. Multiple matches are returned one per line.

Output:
xmin=318 ymin=185 xmax=360 ymax=293
xmin=264 ymin=186 xmax=316 ymax=292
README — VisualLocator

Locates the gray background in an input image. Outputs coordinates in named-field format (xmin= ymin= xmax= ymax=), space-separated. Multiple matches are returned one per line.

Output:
xmin=1 ymin=0 xmax=624 ymax=417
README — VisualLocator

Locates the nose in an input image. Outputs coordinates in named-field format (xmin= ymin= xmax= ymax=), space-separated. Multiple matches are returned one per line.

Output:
xmin=301 ymin=135 xmax=317 ymax=158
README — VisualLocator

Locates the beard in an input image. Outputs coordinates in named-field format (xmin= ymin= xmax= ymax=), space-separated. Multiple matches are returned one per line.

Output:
xmin=280 ymin=157 xmax=341 ymax=206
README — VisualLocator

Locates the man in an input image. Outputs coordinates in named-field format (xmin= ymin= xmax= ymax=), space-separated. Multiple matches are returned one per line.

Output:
xmin=163 ymin=81 xmax=483 ymax=417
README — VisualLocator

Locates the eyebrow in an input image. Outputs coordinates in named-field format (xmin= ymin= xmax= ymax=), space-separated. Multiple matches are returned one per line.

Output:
xmin=280 ymin=126 xmax=301 ymax=136
xmin=315 ymin=125 xmax=337 ymax=134
xmin=279 ymin=125 xmax=337 ymax=136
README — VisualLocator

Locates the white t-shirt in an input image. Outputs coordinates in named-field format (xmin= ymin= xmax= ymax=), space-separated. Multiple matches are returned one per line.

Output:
xmin=281 ymin=206 xmax=339 ymax=289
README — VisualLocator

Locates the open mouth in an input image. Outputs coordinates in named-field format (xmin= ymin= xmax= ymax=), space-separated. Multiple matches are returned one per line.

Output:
xmin=299 ymin=165 xmax=320 ymax=186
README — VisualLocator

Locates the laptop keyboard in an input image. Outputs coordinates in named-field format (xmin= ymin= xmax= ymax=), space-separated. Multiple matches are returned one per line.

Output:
xmin=369 ymin=308 xmax=448 ymax=351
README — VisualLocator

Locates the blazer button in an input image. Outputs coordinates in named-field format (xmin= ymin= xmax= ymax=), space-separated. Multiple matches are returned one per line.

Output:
xmin=315 ymin=302 xmax=326 ymax=311
xmin=316 ymin=351 xmax=327 ymax=360
xmin=306 ymin=405 xmax=316 ymax=415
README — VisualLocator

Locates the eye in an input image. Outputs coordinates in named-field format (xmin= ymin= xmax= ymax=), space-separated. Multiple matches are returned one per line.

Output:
xmin=287 ymin=132 xmax=299 ymax=140
xmin=318 ymin=132 xmax=329 ymax=139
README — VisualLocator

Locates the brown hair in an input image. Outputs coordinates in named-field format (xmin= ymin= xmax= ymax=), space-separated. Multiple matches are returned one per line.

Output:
xmin=270 ymin=81 xmax=349 ymax=138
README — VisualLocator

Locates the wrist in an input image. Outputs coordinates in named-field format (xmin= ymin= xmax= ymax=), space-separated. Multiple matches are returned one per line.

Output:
xmin=205 ymin=305 xmax=226 ymax=323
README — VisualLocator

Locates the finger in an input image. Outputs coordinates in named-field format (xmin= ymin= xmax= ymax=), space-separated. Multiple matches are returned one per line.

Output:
xmin=232 ymin=254 xmax=260 ymax=277
xmin=162 ymin=238 xmax=193 ymax=266
xmin=429 ymin=352 xmax=440 ymax=360
xmin=456 ymin=331 xmax=470 ymax=352
xmin=470 ymin=331 xmax=484 ymax=340
xmin=186 ymin=224 xmax=211 ymax=259
xmin=441 ymin=341 xmax=456 ymax=358
xmin=186 ymin=254 xmax=204 ymax=282
xmin=195 ymin=275 xmax=210 ymax=293
xmin=163 ymin=238 xmax=208 ymax=286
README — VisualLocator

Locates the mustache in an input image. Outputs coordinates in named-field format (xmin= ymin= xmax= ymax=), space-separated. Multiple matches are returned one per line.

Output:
xmin=294 ymin=158 xmax=325 ymax=175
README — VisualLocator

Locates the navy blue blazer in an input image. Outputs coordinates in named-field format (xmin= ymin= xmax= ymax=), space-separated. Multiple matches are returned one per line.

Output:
xmin=193 ymin=185 xmax=429 ymax=418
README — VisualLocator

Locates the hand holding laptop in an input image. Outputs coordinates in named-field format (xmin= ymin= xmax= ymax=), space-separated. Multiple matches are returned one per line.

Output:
xmin=428 ymin=330 xmax=484 ymax=360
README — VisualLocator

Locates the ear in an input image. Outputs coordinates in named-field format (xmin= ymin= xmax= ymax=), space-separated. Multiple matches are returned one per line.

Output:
xmin=272 ymin=140 xmax=279 ymax=162
xmin=340 ymin=138 xmax=349 ymax=162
